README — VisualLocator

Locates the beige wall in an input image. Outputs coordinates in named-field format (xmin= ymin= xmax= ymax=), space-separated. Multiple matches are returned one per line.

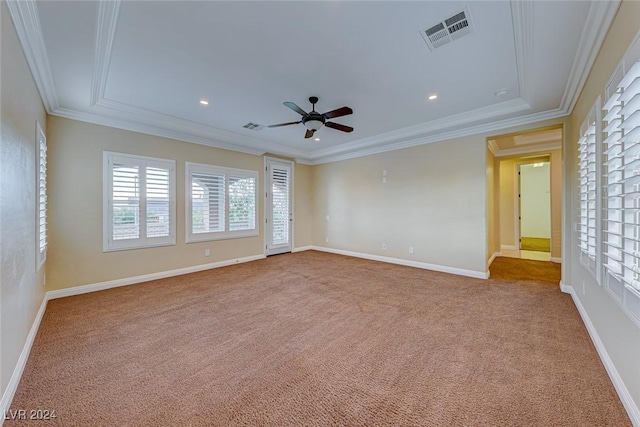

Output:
xmin=46 ymin=117 xmax=312 ymax=291
xmin=498 ymin=150 xmax=562 ymax=259
xmin=294 ymin=163 xmax=313 ymax=249
xmin=312 ymin=136 xmax=488 ymax=275
xmin=566 ymin=0 xmax=640 ymax=414
xmin=0 ymin=2 xmax=47 ymax=400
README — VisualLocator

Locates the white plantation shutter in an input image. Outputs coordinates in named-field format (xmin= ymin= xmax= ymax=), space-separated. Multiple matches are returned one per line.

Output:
xmin=36 ymin=123 xmax=47 ymax=269
xmin=186 ymin=163 xmax=258 ymax=242
xmin=603 ymin=60 xmax=640 ymax=293
xmin=271 ymin=166 xmax=290 ymax=245
xmin=191 ymin=171 xmax=225 ymax=234
xmin=229 ymin=175 xmax=256 ymax=231
xmin=578 ymin=107 xmax=598 ymax=272
xmin=104 ymin=152 xmax=175 ymax=251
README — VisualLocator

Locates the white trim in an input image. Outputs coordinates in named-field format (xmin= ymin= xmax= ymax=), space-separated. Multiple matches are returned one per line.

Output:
xmin=304 ymin=108 xmax=567 ymax=165
xmin=309 ymin=246 xmax=488 ymax=279
xmin=561 ymin=284 xmax=640 ymax=426
xmin=292 ymin=245 xmax=313 ymax=253
xmin=488 ymin=251 xmax=501 ymax=267
xmin=501 ymin=245 xmax=518 ymax=251
xmin=494 ymin=142 xmax=562 ymax=158
xmin=560 ymin=0 xmax=622 ymax=113
xmin=510 ymin=0 xmax=534 ymax=105
xmin=0 ymin=297 xmax=48 ymax=421
xmin=5 ymin=0 xmax=59 ymax=113
xmin=550 ymin=257 xmax=562 ymax=264
xmin=90 ymin=0 xmax=121 ymax=106
xmin=47 ymin=254 xmax=265 ymax=300
xmin=487 ymin=139 xmax=499 ymax=156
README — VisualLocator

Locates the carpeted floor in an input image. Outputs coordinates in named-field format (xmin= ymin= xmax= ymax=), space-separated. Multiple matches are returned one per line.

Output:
xmin=7 ymin=251 xmax=629 ymax=426
xmin=521 ymin=237 xmax=551 ymax=252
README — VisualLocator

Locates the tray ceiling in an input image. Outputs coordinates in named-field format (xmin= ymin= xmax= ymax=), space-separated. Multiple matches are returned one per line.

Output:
xmin=8 ymin=1 xmax=620 ymax=163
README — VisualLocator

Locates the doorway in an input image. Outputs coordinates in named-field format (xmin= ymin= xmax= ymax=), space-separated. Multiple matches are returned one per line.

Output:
xmin=518 ymin=162 xmax=551 ymax=253
xmin=265 ymin=158 xmax=293 ymax=256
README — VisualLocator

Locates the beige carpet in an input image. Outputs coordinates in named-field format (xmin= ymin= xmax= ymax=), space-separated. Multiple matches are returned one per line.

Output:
xmin=7 ymin=251 xmax=629 ymax=426
xmin=521 ymin=237 xmax=551 ymax=252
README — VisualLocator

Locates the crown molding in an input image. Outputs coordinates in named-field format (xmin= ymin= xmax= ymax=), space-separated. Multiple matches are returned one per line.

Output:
xmin=514 ymin=128 xmax=562 ymax=146
xmin=90 ymin=0 xmax=121 ymax=106
xmin=306 ymin=108 xmax=567 ymax=165
xmin=510 ymin=0 xmax=534 ymax=105
xmin=51 ymin=107 xmax=270 ymax=157
xmin=5 ymin=0 xmax=59 ymax=113
xmin=494 ymin=141 xmax=561 ymax=158
xmin=487 ymin=139 xmax=499 ymax=156
xmin=308 ymin=98 xmax=530 ymax=161
xmin=560 ymin=0 xmax=621 ymax=114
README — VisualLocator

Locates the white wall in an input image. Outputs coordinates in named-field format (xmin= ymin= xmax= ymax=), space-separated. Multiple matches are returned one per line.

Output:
xmin=520 ymin=163 xmax=551 ymax=239
xmin=0 ymin=2 xmax=47 ymax=406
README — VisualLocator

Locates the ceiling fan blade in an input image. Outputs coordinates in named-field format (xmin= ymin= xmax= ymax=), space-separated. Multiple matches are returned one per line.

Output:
xmin=268 ymin=121 xmax=301 ymax=128
xmin=325 ymin=121 xmax=353 ymax=133
xmin=304 ymin=129 xmax=315 ymax=139
xmin=322 ymin=106 xmax=353 ymax=119
xmin=284 ymin=102 xmax=308 ymax=117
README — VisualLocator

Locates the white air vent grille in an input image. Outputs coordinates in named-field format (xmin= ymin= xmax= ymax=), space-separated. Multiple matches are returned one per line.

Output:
xmin=420 ymin=8 xmax=474 ymax=51
xmin=243 ymin=122 xmax=264 ymax=130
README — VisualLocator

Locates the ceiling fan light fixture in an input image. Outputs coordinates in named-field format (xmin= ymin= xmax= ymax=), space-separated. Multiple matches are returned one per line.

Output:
xmin=304 ymin=119 xmax=324 ymax=131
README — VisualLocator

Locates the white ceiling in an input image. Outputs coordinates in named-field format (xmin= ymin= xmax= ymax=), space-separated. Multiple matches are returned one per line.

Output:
xmin=9 ymin=1 xmax=620 ymax=163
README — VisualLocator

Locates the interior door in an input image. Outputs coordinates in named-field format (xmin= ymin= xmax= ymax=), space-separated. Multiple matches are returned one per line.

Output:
xmin=265 ymin=158 xmax=293 ymax=255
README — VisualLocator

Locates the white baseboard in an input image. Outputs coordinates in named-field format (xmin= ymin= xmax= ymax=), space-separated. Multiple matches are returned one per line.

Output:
xmin=47 ymin=254 xmax=266 ymax=300
xmin=501 ymin=245 xmax=518 ymax=251
xmin=562 ymin=283 xmax=640 ymax=425
xmin=292 ymin=246 xmax=313 ymax=253
xmin=0 ymin=297 xmax=48 ymax=423
xmin=310 ymin=246 xmax=488 ymax=279
xmin=550 ymin=257 xmax=562 ymax=263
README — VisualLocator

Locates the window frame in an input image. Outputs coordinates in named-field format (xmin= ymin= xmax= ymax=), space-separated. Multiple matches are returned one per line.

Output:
xmin=185 ymin=162 xmax=259 ymax=243
xmin=35 ymin=121 xmax=47 ymax=271
xmin=103 ymin=151 xmax=176 ymax=252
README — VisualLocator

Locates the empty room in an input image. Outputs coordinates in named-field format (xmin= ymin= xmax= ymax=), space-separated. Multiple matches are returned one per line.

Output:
xmin=1 ymin=0 xmax=639 ymax=425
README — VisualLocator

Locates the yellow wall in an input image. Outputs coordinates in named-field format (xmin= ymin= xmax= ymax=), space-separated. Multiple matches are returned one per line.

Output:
xmin=566 ymin=0 xmax=640 ymax=414
xmin=499 ymin=149 xmax=562 ymax=259
xmin=0 ymin=2 xmax=47 ymax=399
xmin=46 ymin=117 xmax=312 ymax=291
xmin=486 ymin=148 xmax=499 ymax=265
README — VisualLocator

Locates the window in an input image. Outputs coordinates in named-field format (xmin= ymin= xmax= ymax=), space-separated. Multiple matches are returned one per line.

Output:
xmin=186 ymin=162 xmax=258 ymax=242
xmin=578 ymin=105 xmax=598 ymax=274
xmin=36 ymin=122 xmax=47 ymax=270
xmin=103 ymin=152 xmax=175 ymax=251
xmin=602 ymin=60 xmax=640 ymax=294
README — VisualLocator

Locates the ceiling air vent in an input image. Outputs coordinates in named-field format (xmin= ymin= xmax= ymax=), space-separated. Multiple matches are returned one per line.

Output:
xmin=243 ymin=122 xmax=264 ymax=131
xmin=420 ymin=7 xmax=474 ymax=51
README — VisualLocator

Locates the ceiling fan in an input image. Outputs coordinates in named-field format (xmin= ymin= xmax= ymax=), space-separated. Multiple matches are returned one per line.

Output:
xmin=268 ymin=96 xmax=353 ymax=139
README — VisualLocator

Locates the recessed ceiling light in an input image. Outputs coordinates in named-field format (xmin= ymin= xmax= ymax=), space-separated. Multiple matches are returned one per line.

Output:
xmin=199 ymin=99 xmax=209 ymax=106
xmin=494 ymin=89 xmax=509 ymax=97
xmin=314 ymin=138 xmax=320 ymax=141
xmin=428 ymin=94 xmax=438 ymax=100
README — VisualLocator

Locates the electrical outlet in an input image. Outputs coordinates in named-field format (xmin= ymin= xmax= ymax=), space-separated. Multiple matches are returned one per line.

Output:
xmin=325 ymin=237 xmax=329 ymax=243
xmin=382 ymin=170 xmax=387 ymax=184
xmin=409 ymin=246 xmax=414 ymax=254
xmin=582 ymin=280 xmax=586 ymax=295
xmin=382 ymin=243 xmax=387 ymax=250
xmin=326 ymin=214 xmax=330 ymax=221
xmin=205 ymin=249 xmax=211 ymax=257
